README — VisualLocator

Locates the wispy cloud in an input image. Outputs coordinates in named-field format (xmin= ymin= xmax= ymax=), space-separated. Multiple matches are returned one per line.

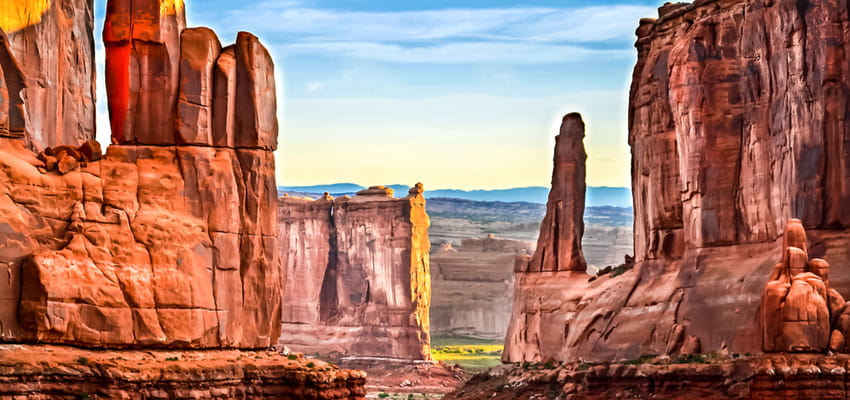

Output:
xmin=228 ymin=4 xmax=652 ymax=43
xmin=209 ymin=3 xmax=655 ymax=64
xmin=279 ymin=41 xmax=632 ymax=64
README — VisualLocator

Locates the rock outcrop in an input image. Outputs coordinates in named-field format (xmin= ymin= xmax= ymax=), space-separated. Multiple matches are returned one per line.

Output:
xmin=503 ymin=113 xmax=589 ymax=362
xmin=0 ymin=344 xmax=366 ymax=400
xmin=505 ymin=0 xmax=850 ymax=363
xmin=526 ymin=113 xmax=587 ymax=273
xmin=0 ymin=0 xmax=280 ymax=349
xmin=430 ymin=237 xmax=534 ymax=340
xmin=447 ymin=354 xmax=850 ymax=400
xmin=2 ymin=0 xmax=96 ymax=150
xmin=278 ymin=185 xmax=432 ymax=360
xmin=761 ymin=219 xmax=850 ymax=353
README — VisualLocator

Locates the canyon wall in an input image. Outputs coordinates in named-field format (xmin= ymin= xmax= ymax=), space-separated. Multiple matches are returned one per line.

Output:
xmin=430 ymin=237 xmax=534 ymax=340
xmin=0 ymin=0 xmax=280 ymax=349
xmin=2 ymin=0 xmax=96 ymax=150
xmin=506 ymin=0 xmax=850 ymax=363
xmin=278 ymin=185 xmax=432 ymax=360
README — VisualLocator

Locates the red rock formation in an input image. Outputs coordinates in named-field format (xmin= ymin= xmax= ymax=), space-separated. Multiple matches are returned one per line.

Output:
xmin=506 ymin=0 xmax=850 ymax=363
xmin=104 ymin=0 xmax=185 ymax=145
xmin=761 ymin=219 xmax=850 ymax=353
xmin=503 ymin=113 xmax=589 ymax=362
xmin=526 ymin=112 xmax=586 ymax=273
xmin=447 ymin=354 xmax=850 ymax=400
xmin=278 ymin=185 xmax=432 ymax=360
xmin=0 ymin=0 xmax=281 ymax=349
xmin=177 ymin=27 xmax=221 ymax=145
xmin=0 ymin=28 xmax=25 ymax=139
xmin=0 ymin=345 xmax=366 ymax=400
xmin=3 ymin=0 xmax=96 ymax=150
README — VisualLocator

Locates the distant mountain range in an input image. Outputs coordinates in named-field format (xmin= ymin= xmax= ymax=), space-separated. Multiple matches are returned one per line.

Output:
xmin=278 ymin=183 xmax=632 ymax=208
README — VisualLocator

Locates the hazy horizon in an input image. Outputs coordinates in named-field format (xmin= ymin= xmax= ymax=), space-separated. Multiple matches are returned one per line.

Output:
xmin=91 ymin=0 xmax=671 ymax=190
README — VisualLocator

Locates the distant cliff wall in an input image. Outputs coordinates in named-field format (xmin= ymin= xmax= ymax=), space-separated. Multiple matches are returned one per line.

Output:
xmin=430 ymin=237 xmax=534 ymax=340
xmin=278 ymin=185 xmax=432 ymax=360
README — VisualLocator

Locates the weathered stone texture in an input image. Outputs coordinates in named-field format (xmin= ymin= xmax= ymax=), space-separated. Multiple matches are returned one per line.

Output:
xmin=278 ymin=186 xmax=432 ymax=360
xmin=506 ymin=0 xmax=850 ymax=363
xmin=430 ymin=237 xmax=534 ymax=340
xmin=3 ymin=0 xmax=96 ymax=150
xmin=0 ymin=0 xmax=281 ymax=349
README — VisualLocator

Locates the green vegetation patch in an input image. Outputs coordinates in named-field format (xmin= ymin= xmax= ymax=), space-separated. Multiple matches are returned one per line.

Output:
xmin=430 ymin=335 xmax=503 ymax=373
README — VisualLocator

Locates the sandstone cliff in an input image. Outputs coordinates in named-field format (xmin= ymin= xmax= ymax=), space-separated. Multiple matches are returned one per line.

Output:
xmin=278 ymin=185 xmax=432 ymax=360
xmin=431 ymin=237 xmax=534 ymax=340
xmin=506 ymin=0 xmax=850 ymax=363
xmin=0 ymin=0 xmax=280 ymax=350
xmin=2 ymin=0 xmax=96 ymax=150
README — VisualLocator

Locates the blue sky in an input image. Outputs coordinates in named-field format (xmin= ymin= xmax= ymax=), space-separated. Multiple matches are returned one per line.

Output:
xmin=93 ymin=0 xmax=670 ymax=190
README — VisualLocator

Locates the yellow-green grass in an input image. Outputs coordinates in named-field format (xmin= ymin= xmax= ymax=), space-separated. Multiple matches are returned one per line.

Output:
xmin=430 ymin=335 xmax=503 ymax=373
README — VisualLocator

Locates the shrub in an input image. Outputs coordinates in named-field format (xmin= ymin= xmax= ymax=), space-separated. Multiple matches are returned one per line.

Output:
xmin=306 ymin=362 xmax=315 ymax=368
xmin=287 ymin=354 xmax=298 ymax=360
xmin=378 ymin=393 xmax=390 ymax=399
xmin=75 ymin=357 xmax=90 ymax=365
xmin=165 ymin=356 xmax=179 ymax=361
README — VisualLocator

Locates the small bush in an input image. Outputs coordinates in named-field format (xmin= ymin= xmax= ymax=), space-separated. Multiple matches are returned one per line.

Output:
xmin=287 ymin=354 xmax=298 ymax=360
xmin=165 ymin=356 xmax=179 ymax=361
xmin=378 ymin=393 xmax=390 ymax=399
xmin=621 ymin=355 xmax=655 ymax=365
xmin=306 ymin=362 xmax=315 ymax=368
xmin=75 ymin=357 xmax=90 ymax=365
xmin=672 ymin=354 xmax=705 ymax=364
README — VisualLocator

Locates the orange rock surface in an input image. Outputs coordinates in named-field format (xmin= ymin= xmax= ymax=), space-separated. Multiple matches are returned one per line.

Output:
xmin=0 ymin=0 xmax=281 ymax=350
xmin=278 ymin=185 xmax=432 ymax=360
xmin=0 ymin=344 xmax=366 ymax=399
xmin=4 ymin=0 xmax=96 ymax=150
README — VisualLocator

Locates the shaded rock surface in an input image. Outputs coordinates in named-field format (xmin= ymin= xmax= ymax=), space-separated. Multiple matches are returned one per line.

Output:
xmin=278 ymin=185 xmax=432 ymax=360
xmin=445 ymin=354 xmax=850 ymax=400
xmin=3 ymin=0 xmax=96 ymax=150
xmin=505 ymin=0 xmax=850 ymax=363
xmin=430 ymin=237 xmax=534 ymax=340
xmin=0 ymin=344 xmax=366 ymax=400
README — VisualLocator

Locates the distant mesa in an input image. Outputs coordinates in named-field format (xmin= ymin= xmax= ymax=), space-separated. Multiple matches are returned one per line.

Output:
xmin=279 ymin=183 xmax=632 ymax=207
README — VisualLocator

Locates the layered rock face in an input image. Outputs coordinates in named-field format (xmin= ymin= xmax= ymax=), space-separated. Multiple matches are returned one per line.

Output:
xmin=278 ymin=185 xmax=432 ymax=360
xmin=0 ymin=0 xmax=280 ymax=349
xmin=431 ymin=237 xmax=534 ymax=340
xmin=0 ymin=344 xmax=366 ymax=400
xmin=503 ymin=113 xmax=589 ymax=362
xmin=506 ymin=0 xmax=850 ymax=363
xmin=2 ymin=0 xmax=96 ymax=150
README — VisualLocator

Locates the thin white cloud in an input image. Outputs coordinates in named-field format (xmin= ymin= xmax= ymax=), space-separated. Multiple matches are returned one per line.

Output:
xmin=280 ymin=41 xmax=632 ymax=64
xmin=226 ymin=5 xmax=654 ymax=44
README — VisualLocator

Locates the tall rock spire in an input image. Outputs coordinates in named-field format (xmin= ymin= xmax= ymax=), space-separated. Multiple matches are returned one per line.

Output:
xmin=525 ymin=112 xmax=587 ymax=273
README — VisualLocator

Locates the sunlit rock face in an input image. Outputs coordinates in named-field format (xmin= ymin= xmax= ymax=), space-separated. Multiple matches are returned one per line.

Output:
xmin=506 ymin=0 xmax=850 ymax=363
xmin=278 ymin=185 xmax=433 ymax=360
xmin=0 ymin=0 xmax=281 ymax=349
xmin=2 ymin=0 xmax=95 ymax=151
